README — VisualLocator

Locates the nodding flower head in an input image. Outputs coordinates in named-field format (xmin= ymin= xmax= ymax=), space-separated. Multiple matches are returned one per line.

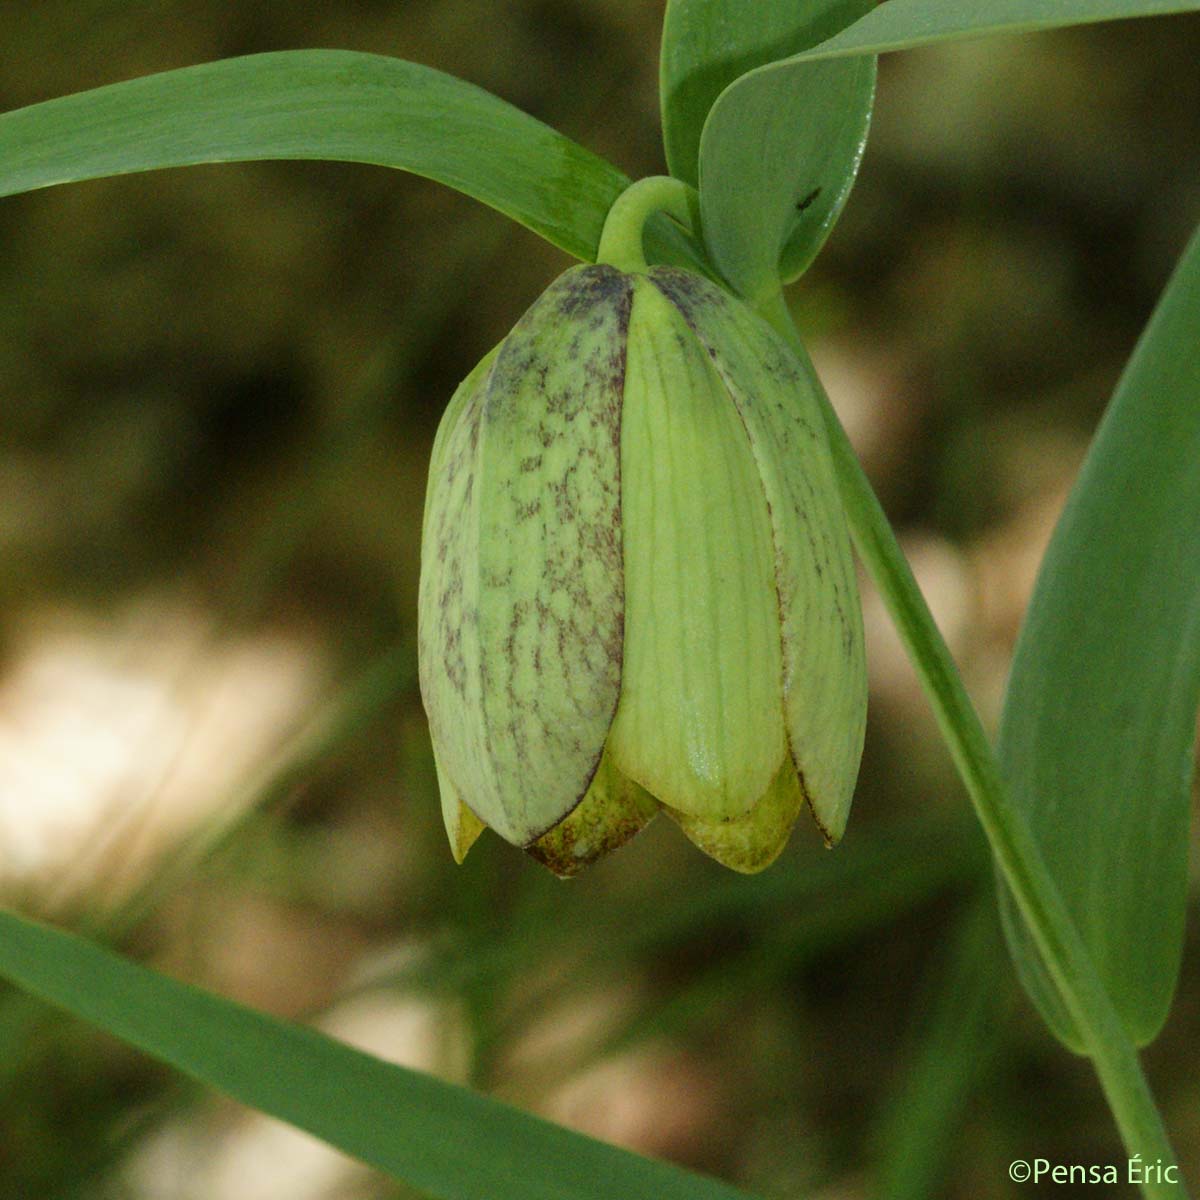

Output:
xmin=418 ymin=262 xmax=866 ymax=876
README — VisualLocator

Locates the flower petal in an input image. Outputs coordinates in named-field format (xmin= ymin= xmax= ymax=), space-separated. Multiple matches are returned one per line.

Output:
xmin=608 ymin=278 xmax=788 ymax=821
xmin=651 ymin=268 xmax=866 ymax=841
xmin=419 ymin=267 xmax=632 ymax=846
xmin=526 ymin=747 xmax=658 ymax=877
xmin=435 ymin=756 xmax=485 ymax=864
xmin=664 ymin=759 xmax=805 ymax=873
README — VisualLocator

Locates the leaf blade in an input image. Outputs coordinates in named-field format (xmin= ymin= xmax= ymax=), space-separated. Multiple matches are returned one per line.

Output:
xmin=666 ymin=0 xmax=875 ymax=297
xmin=997 ymin=223 xmax=1200 ymax=1049
xmin=757 ymin=0 xmax=1200 ymax=62
xmin=693 ymin=0 xmax=1200 ymax=301
xmin=660 ymin=0 xmax=873 ymax=187
xmin=0 ymin=49 xmax=628 ymax=262
xmin=0 ymin=907 xmax=757 ymax=1200
xmin=698 ymin=53 xmax=875 ymax=299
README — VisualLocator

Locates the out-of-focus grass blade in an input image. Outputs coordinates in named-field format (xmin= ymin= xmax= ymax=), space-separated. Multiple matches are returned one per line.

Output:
xmin=0 ymin=909 xmax=759 ymax=1200
xmin=660 ymin=0 xmax=874 ymax=287
xmin=601 ymin=820 xmax=988 ymax=1058
xmin=0 ymin=50 xmax=627 ymax=263
xmin=997 ymin=223 xmax=1200 ymax=1050
xmin=100 ymin=643 xmax=415 ymax=938
xmin=872 ymin=898 xmax=1007 ymax=1200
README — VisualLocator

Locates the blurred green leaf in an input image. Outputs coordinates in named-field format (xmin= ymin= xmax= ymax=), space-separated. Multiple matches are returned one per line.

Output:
xmin=603 ymin=819 xmax=987 ymax=1058
xmin=0 ymin=908 xmax=758 ymax=1200
xmin=660 ymin=0 xmax=874 ymax=288
xmin=0 ymin=50 xmax=626 ymax=262
xmin=102 ymin=643 xmax=415 ymax=939
xmin=872 ymin=898 xmax=1007 ymax=1200
xmin=997 ymin=223 xmax=1200 ymax=1050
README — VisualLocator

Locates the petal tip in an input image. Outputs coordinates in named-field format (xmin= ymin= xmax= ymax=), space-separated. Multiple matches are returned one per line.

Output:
xmin=524 ymin=750 xmax=658 ymax=877
xmin=448 ymin=805 xmax=486 ymax=864
xmin=801 ymin=770 xmax=850 ymax=849
xmin=435 ymin=760 xmax=485 ymax=864
xmin=665 ymin=758 xmax=805 ymax=873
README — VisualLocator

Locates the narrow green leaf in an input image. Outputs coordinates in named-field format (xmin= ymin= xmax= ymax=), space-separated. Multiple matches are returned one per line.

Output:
xmin=665 ymin=0 xmax=874 ymax=296
xmin=998 ymin=223 xmax=1200 ymax=1050
xmin=0 ymin=50 xmax=627 ymax=262
xmin=695 ymin=0 xmax=1200 ymax=298
xmin=697 ymin=53 xmax=875 ymax=300
xmin=774 ymin=0 xmax=1200 ymax=61
xmin=0 ymin=908 xmax=758 ymax=1200
xmin=872 ymin=898 xmax=1006 ymax=1200
xmin=660 ymin=0 xmax=873 ymax=186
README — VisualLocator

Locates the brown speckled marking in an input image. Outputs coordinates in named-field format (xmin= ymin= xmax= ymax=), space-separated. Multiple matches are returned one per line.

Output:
xmin=418 ymin=265 xmax=635 ymax=847
xmin=525 ymin=750 xmax=658 ymax=877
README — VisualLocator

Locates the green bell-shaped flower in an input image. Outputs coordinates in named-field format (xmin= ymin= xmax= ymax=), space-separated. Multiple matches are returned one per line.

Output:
xmin=419 ymin=258 xmax=866 ymax=875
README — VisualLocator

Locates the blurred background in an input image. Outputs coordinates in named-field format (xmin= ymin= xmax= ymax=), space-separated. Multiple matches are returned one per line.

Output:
xmin=0 ymin=2 xmax=1198 ymax=1197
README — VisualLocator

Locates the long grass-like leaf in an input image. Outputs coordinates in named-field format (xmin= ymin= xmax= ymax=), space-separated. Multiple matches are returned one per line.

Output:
xmin=660 ymin=0 xmax=874 ymax=287
xmin=784 ymin=0 xmax=1200 ymax=59
xmin=0 ymin=50 xmax=627 ymax=262
xmin=697 ymin=0 xmax=1199 ymax=298
xmin=0 ymin=908 xmax=757 ymax=1200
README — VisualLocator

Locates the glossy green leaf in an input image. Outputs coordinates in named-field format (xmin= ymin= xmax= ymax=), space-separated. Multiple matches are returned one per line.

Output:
xmin=696 ymin=0 xmax=1200 ymax=300
xmin=997 ymin=223 xmax=1200 ymax=1050
xmin=0 ymin=907 xmax=757 ymax=1200
xmin=0 ymin=49 xmax=626 ymax=262
xmin=661 ymin=0 xmax=874 ymax=288
xmin=660 ymin=0 xmax=873 ymax=181
xmin=663 ymin=0 xmax=873 ymax=297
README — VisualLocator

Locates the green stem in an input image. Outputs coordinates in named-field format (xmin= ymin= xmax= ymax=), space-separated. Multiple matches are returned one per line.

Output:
xmin=595 ymin=175 xmax=698 ymax=272
xmin=756 ymin=288 xmax=1186 ymax=1199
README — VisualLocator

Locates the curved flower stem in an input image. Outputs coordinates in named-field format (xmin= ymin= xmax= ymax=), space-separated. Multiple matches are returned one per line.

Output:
xmin=595 ymin=175 xmax=699 ymax=272
xmin=756 ymin=288 xmax=1186 ymax=1199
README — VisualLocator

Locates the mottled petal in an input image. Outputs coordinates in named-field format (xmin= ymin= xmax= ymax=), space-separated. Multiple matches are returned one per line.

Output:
xmin=420 ymin=348 xmax=494 ymax=856
xmin=651 ymin=267 xmax=866 ymax=841
xmin=526 ymin=748 xmax=658 ymax=877
xmin=665 ymin=759 xmax=805 ymax=873
xmin=419 ymin=266 xmax=632 ymax=846
xmin=607 ymin=278 xmax=788 ymax=821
